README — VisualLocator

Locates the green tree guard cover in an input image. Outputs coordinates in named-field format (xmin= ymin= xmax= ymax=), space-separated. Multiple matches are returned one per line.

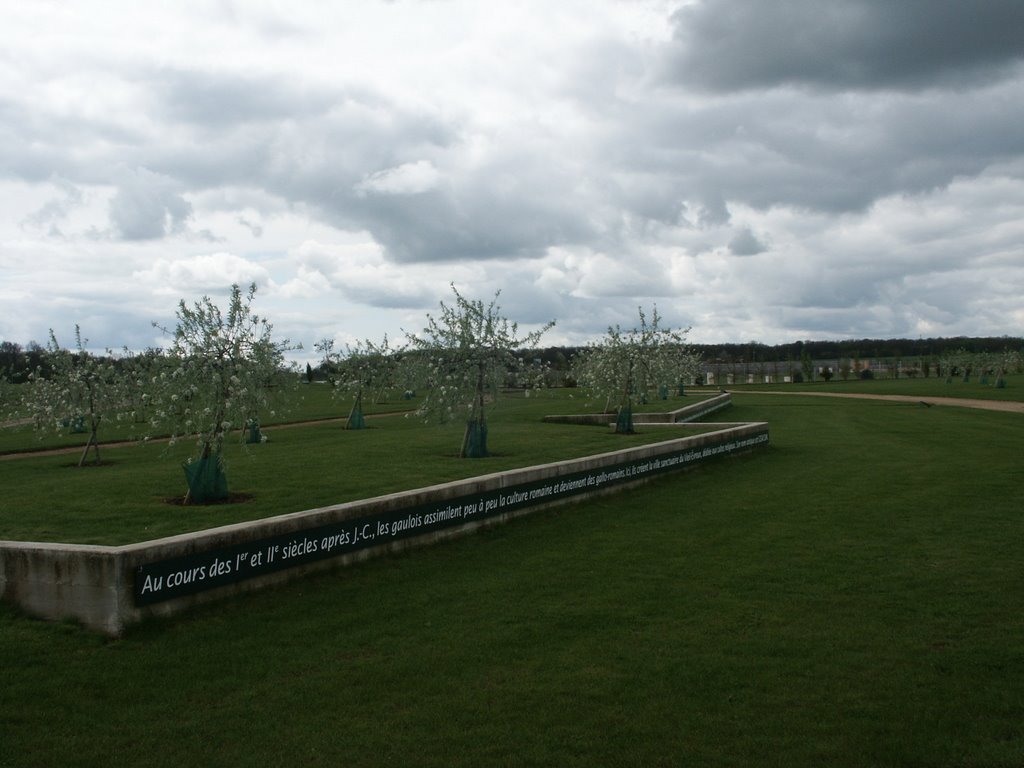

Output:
xmin=245 ymin=419 xmax=263 ymax=444
xmin=347 ymin=392 xmax=366 ymax=430
xmin=183 ymin=455 xmax=229 ymax=503
xmin=462 ymin=418 xmax=488 ymax=458
xmin=615 ymin=405 xmax=634 ymax=434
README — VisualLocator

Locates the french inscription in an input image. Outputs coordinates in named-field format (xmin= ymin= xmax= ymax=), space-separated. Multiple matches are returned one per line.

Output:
xmin=135 ymin=430 xmax=768 ymax=606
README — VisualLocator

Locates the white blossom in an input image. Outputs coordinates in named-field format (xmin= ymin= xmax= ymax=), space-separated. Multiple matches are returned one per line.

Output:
xmin=403 ymin=285 xmax=554 ymax=457
xmin=147 ymin=283 xmax=298 ymax=486
xmin=572 ymin=306 xmax=700 ymax=432
xmin=19 ymin=326 xmax=130 ymax=466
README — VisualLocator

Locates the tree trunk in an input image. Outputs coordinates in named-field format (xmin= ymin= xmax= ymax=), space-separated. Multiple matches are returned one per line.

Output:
xmin=77 ymin=429 xmax=101 ymax=467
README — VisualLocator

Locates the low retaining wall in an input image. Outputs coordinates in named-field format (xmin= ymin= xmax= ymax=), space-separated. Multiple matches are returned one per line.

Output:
xmin=542 ymin=391 xmax=732 ymax=426
xmin=1 ymin=418 xmax=768 ymax=635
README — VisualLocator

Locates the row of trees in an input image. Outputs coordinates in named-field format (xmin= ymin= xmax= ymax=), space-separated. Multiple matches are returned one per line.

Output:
xmin=938 ymin=348 xmax=1022 ymax=386
xmin=313 ymin=289 xmax=555 ymax=458
xmin=822 ymin=348 xmax=1022 ymax=383
xmin=312 ymin=290 xmax=699 ymax=450
xmin=4 ymin=284 xmax=699 ymax=502
xmin=6 ymin=285 xmax=295 ymax=503
xmin=570 ymin=306 xmax=700 ymax=433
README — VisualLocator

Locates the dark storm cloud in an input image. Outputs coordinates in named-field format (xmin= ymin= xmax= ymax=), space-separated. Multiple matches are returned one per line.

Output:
xmin=665 ymin=0 xmax=1024 ymax=93
xmin=598 ymin=66 xmax=1024 ymax=223
xmin=728 ymin=227 xmax=766 ymax=256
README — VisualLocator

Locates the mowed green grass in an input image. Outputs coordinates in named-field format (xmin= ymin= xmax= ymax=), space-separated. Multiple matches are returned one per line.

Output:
xmin=728 ymin=372 xmax=1024 ymax=401
xmin=2 ymin=387 xmax=1023 ymax=766
xmin=0 ymin=390 xmax=721 ymax=545
xmin=0 ymin=382 xmax=398 ymax=455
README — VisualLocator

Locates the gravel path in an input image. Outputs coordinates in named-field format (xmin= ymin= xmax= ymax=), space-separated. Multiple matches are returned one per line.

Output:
xmin=737 ymin=390 xmax=1024 ymax=413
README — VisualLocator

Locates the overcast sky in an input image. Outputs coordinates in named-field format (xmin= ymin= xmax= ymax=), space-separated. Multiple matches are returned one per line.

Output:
xmin=3 ymin=0 xmax=1023 ymax=362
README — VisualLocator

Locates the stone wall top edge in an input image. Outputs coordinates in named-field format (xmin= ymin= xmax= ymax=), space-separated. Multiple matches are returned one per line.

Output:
xmin=0 ymin=540 xmax=118 ymax=554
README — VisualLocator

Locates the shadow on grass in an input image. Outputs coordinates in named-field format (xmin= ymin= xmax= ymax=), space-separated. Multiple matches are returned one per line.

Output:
xmin=162 ymin=492 xmax=256 ymax=507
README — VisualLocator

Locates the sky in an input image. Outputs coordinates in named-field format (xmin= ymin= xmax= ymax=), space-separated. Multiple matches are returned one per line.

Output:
xmin=2 ymin=0 xmax=1023 ymax=363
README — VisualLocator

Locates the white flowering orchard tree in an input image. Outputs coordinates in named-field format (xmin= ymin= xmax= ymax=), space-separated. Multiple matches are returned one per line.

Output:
xmin=121 ymin=347 xmax=166 ymax=425
xmin=995 ymin=349 xmax=1022 ymax=387
xmin=405 ymin=286 xmax=554 ymax=458
xmin=22 ymin=327 xmax=127 ymax=466
xmin=335 ymin=335 xmax=405 ymax=429
xmin=573 ymin=306 xmax=697 ymax=434
xmin=151 ymin=283 xmax=296 ymax=503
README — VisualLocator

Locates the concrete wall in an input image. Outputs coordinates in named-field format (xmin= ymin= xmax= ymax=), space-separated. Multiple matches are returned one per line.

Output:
xmin=541 ymin=391 xmax=732 ymax=426
xmin=1 ymin=414 xmax=767 ymax=636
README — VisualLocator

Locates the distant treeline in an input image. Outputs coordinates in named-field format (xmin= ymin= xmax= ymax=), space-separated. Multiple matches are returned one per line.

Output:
xmin=683 ymin=336 xmax=1024 ymax=364
xmin=533 ymin=336 xmax=1024 ymax=370
xmin=4 ymin=335 xmax=1023 ymax=384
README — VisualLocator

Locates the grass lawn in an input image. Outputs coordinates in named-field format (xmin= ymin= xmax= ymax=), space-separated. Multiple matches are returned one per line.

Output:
xmin=2 ymin=385 xmax=1023 ymax=766
xmin=0 ymin=382 xmax=400 ymax=455
xmin=0 ymin=390 xmax=722 ymax=545
xmin=727 ymin=372 xmax=1024 ymax=401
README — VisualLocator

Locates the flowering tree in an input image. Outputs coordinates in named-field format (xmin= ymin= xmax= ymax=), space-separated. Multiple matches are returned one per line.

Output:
xmin=121 ymin=347 xmax=166 ymax=425
xmin=151 ymin=283 xmax=296 ymax=503
xmin=313 ymin=338 xmax=340 ymax=385
xmin=995 ymin=349 xmax=1022 ymax=387
xmin=21 ymin=327 xmax=127 ymax=466
xmin=941 ymin=348 xmax=1021 ymax=388
xmin=405 ymin=285 xmax=554 ymax=458
xmin=320 ymin=335 xmax=404 ymax=429
xmin=573 ymin=306 xmax=697 ymax=434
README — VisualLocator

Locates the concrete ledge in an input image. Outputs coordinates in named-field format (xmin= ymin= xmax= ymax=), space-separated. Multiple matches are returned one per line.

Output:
xmin=542 ymin=391 xmax=732 ymax=426
xmin=1 ymin=417 xmax=768 ymax=635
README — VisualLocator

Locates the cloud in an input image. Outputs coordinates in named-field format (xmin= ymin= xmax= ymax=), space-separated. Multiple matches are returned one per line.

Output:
xmin=133 ymin=252 xmax=270 ymax=294
xmin=1 ymin=0 xmax=1022 ymax=357
xmin=236 ymin=216 xmax=263 ymax=238
xmin=663 ymin=0 xmax=1024 ymax=93
xmin=148 ymin=68 xmax=339 ymax=127
xmin=20 ymin=178 xmax=85 ymax=237
xmin=728 ymin=227 xmax=767 ymax=256
xmin=275 ymin=265 xmax=332 ymax=299
xmin=108 ymin=167 xmax=193 ymax=240
xmin=535 ymin=247 xmax=677 ymax=302
xmin=285 ymin=239 xmax=443 ymax=308
xmin=356 ymin=160 xmax=443 ymax=196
